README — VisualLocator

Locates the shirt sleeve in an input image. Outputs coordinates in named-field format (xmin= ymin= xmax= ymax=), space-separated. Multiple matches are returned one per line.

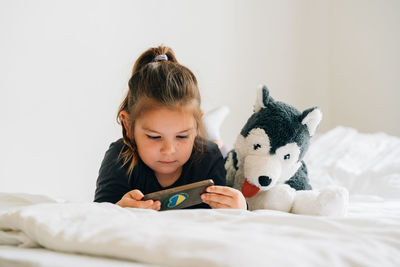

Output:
xmin=207 ymin=142 xmax=227 ymax=187
xmin=94 ymin=140 xmax=131 ymax=204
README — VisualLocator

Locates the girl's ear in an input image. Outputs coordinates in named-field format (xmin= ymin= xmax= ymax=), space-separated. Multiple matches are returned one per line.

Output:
xmin=119 ymin=111 xmax=132 ymax=138
xmin=200 ymin=109 xmax=204 ymax=117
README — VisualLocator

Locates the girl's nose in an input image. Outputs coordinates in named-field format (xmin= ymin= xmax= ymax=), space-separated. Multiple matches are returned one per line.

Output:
xmin=161 ymin=141 xmax=175 ymax=154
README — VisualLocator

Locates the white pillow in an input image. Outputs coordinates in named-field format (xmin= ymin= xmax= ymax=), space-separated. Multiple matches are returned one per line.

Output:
xmin=305 ymin=126 xmax=400 ymax=199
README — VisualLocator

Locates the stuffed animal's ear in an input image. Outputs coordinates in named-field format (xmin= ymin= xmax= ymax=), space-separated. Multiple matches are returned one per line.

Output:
xmin=300 ymin=107 xmax=322 ymax=136
xmin=254 ymin=85 xmax=272 ymax=112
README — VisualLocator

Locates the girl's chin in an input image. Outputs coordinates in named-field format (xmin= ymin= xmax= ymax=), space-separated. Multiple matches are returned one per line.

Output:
xmin=153 ymin=163 xmax=181 ymax=173
xmin=156 ymin=167 xmax=179 ymax=173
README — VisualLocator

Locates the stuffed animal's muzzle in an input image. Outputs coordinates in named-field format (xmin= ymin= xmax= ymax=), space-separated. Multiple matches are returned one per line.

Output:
xmin=242 ymin=154 xmax=282 ymax=198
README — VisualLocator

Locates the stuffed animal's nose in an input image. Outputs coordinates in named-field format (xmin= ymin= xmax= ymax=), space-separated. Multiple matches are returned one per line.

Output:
xmin=258 ymin=176 xmax=272 ymax=186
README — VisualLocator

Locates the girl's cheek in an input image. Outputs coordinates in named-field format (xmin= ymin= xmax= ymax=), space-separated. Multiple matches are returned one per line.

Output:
xmin=147 ymin=141 xmax=161 ymax=150
xmin=138 ymin=138 xmax=158 ymax=152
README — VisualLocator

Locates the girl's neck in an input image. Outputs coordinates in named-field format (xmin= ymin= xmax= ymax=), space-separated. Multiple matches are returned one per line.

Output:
xmin=155 ymin=167 xmax=183 ymax=188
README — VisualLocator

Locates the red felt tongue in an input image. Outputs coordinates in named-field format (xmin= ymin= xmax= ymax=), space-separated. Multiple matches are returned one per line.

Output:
xmin=241 ymin=179 xmax=260 ymax=198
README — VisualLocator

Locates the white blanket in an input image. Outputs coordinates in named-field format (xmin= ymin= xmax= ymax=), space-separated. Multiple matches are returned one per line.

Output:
xmin=1 ymin=127 xmax=400 ymax=267
xmin=0 ymin=195 xmax=399 ymax=267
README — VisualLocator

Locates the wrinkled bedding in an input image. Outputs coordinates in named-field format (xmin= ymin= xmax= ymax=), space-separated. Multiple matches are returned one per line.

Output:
xmin=0 ymin=127 xmax=399 ymax=267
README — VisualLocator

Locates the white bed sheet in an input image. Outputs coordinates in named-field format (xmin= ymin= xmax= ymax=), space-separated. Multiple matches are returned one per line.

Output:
xmin=0 ymin=127 xmax=399 ymax=267
xmin=0 ymin=245 xmax=154 ymax=267
xmin=0 ymin=195 xmax=399 ymax=267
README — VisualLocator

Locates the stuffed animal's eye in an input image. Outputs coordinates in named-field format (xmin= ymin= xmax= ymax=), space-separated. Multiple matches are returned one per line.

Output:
xmin=284 ymin=154 xmax=290 ymax=160
xmin=253 ymin=144 xmax=261 ymax=150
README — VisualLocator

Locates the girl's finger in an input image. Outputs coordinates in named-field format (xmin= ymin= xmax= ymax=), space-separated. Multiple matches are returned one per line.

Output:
xmin=151 ymin=201 xmax=161 ymax=211
xmin=142 ymin=200 xmax=156 ymax=209
xmin=206 ymin=185 xmax=236 ymax=197
xmin=117 ymin=197 xmax=137 ymax=208
xmin=204 ymin=200 xmax=230 ymax=209
xmin=133 ymin=199 xmax=154 ymax=209
xmin=117 ymin=195 xmax=159 ymax=210
xmin=128 ymin=189 xmax=144 ymax=201
xmin=201 ymin=193 xmax=232 ymax=206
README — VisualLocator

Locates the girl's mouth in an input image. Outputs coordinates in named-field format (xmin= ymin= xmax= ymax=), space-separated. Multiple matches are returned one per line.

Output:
xmin=159 ymin=160 xmax=177 ymax=164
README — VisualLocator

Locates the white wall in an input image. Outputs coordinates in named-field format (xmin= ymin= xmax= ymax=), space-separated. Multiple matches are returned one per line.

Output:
xmin=330 ymin=0 xmax=400 ymax=136
xmin=0 ymin=0 xmax=399 ymax=201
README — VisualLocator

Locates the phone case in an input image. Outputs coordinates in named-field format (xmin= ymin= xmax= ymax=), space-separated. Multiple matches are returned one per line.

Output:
xmin=142 ymin=179 xmax=214 ymax=210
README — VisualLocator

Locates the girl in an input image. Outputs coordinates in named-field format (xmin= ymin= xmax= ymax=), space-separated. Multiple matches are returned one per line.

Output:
xmin=94 ymin=46 xmax=246 ymax=210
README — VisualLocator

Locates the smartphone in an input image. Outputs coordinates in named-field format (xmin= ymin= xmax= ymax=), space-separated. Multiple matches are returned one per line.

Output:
xmin=142 ymin=179 xmax=214 ymax=211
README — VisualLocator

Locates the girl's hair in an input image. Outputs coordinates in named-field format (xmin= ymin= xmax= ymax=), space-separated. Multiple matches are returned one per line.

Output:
xmin=117 ymin=45 xmax=207 ymax=174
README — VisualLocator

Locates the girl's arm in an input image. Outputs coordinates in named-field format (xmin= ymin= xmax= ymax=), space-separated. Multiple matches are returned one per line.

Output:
xmin=94 ymin=140 xmax=132 ymax=203
xmin=200 ymin=142 xmax=247 ymax=210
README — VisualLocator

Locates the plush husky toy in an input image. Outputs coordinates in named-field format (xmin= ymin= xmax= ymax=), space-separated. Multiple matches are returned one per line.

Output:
xmin=224 ymin=85 xmax=348 ymax=216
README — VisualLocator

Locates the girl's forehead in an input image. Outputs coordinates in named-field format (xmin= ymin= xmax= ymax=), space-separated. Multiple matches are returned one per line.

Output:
xmin=137 ymin=106 xmax=197 ymax=131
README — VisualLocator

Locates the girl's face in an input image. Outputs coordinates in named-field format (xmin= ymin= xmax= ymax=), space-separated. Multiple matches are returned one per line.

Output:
xmin=133 ymin=106 xmax=198 ymax=183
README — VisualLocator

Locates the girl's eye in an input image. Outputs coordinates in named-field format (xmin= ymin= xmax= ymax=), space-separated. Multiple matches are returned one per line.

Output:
xmin=177 ymin=135 xmax=188 ymax=139
xmin=146 ymin=135 xmax=161 ymax=139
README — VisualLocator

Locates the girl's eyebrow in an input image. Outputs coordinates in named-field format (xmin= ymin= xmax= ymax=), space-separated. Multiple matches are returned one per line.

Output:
xmin=143 ymin=128 xmax=194 ymax=134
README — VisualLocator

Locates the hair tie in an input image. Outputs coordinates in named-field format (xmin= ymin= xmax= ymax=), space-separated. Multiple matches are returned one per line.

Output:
xmin=154 ymin=54 xmax=168 ymax=62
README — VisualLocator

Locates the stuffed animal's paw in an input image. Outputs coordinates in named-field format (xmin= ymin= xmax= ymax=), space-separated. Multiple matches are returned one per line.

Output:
xmin=249 ymin=184 xmax=295 ymax=211
xmin=291 ymin=186 xmax=349 ymax=216
xmin=317 ymin=186 xmax=349 ymax=216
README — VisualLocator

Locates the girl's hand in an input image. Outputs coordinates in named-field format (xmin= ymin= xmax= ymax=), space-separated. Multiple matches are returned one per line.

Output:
xmin=116 ymin=189 xmax=161 ymax=210
xmin=201 ymin=186 xmax=247 ymax=210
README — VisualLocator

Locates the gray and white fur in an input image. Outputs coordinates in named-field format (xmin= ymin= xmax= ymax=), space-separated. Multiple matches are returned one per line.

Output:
xmin=225 ymin=85 xmax=348 ymax=216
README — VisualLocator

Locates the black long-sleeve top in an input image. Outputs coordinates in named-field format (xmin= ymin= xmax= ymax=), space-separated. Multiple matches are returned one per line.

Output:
xmin=94 ymin=138 xmax=226 ymax=209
